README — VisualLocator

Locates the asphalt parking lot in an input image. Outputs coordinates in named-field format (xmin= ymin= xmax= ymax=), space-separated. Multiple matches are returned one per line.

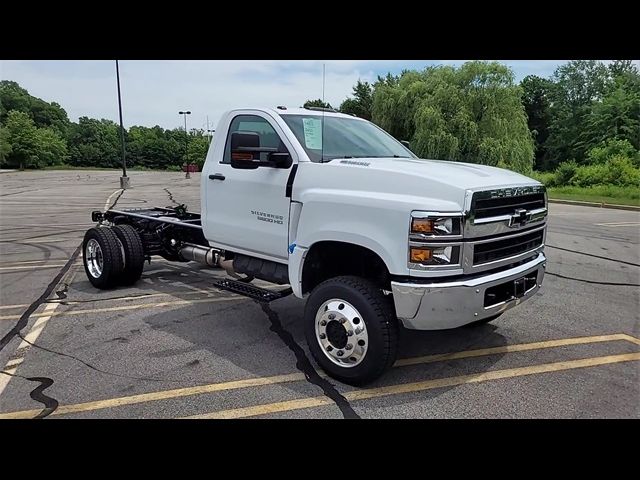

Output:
xmin=0 ymin=170 xmax=638 ymax=419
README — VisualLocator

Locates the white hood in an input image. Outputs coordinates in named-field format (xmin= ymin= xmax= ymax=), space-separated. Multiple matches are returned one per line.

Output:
xmin=353 ymin=157 xmax=537 ymax=191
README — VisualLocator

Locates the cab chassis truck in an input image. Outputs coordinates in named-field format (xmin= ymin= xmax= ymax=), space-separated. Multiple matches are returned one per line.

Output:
xmin=83 ymin=106 xmax=547 ymax=385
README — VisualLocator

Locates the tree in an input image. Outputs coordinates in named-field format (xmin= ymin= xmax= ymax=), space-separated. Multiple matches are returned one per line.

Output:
xmin=67 ymin=117 xmax=121 ymax=168
xmin=303 ymin=99 xmax=333 ymax=109
xmin=1 ymin=110 xmax=67 ymax=169
xmin=521 ymin=75 xmax=555 ymax=170
xmin=339 ymin=80 xmax=373 ymax=120
xmin=0 ymin=80 xmax=70 ymax=136
xmin=0 ymin=126 xmax=12 ymax=164
xmin=544 ymin=60 xmax=612 ymax=168
xmin=370 ymin=61 xmax=534 ymax=173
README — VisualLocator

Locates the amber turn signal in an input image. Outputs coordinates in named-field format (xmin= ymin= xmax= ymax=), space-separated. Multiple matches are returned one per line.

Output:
xmin=411 ymin=218 xmax=434 ymax=233
xmin=410 ymin=247 xmax=432 ymax=263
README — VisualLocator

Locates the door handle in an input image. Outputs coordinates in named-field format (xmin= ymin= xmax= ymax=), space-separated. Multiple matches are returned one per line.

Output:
xmin=209 ymin=173 xmax=225 ymax=181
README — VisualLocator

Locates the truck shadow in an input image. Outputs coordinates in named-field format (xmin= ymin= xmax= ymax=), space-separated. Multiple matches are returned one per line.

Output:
xmin=72 ymin=261 xmax=509 ymax=414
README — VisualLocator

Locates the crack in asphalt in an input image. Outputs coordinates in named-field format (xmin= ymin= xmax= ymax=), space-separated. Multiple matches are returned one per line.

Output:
xmin=15 ymin=332 xmax=185 ymax=384
xmin=546 ymin=244 xmax=640 ymax=267
xmin=546 ymin=271 xmax=640 ymax=287
xmin=163 ymin=188 xmax=179 ymax=206
xmin=107 ymin=189 xmax=125 ymax=211
xmin=0 ymin=246 xmax=80 ymax=419
xmin=0 ymin=371 xmax=58 ymax=419
xmin=255 ymin=300 xmax=361 ymax=419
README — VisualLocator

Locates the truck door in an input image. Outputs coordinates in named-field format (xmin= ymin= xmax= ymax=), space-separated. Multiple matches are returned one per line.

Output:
xmin=204 ymin=112 xmax=294 ymax=261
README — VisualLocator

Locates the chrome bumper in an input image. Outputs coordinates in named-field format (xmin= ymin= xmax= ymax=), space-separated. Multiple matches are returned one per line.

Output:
xmin=391 ymin=253 xmax=546 ymax=330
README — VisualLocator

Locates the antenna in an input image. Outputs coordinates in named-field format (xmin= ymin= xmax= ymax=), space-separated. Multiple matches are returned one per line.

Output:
xmin=321 ymin=63 xmax=326 ymax=163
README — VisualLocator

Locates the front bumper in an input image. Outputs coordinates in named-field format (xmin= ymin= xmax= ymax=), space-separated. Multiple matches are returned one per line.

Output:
xmin=391 ymin=252 xmax=546 ymax=330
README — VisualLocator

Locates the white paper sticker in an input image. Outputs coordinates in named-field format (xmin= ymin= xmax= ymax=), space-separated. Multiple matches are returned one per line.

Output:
xmin=302 ymin=118 xmax=323 ymax=150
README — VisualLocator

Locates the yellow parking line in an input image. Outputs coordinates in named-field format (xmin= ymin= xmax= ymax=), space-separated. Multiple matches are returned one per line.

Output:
xmin=0 ymin=296 xmax=248 ymax=321
xmin=0 ymin=373 xmax=306 ymax=419
xmin=187 ymin=352 xmax=640 ymax=419
xmin=0 ymin=333 xmax=637 ymax=419
xmin=394 ymin=333 xmax=638 ymax=366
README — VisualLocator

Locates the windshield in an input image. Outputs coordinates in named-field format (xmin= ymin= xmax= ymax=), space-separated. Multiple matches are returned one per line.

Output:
xmin=281 ymin=114 xmax=415 ymax=163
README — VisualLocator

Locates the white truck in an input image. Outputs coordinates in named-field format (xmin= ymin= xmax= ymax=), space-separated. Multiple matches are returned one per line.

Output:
xmin=83 ymin=106 xmax=547 ymax=385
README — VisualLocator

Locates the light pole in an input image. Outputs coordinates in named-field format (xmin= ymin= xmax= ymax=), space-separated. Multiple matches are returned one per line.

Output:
xmin=178 ymin=111 xmax=191 ymax=178
xmin=116 ymin=60 xmax=129 ymax=189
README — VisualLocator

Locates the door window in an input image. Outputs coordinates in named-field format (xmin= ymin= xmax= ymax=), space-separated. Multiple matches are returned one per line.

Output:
xmin=222 ymin=114 xmax=286 ymax=163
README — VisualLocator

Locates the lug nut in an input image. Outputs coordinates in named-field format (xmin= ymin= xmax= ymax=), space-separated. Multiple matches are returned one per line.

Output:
xmin=355 ymin=327 xmax=363 ymax=335
xmin=328 ymin=314 xmax=335 ymax=320
xmin=340 ymin=318 xmax=346 ymax=324
xmin=319 ymin=333 xmax=326 ymax=339
xmin=320 ymin=320 xmax=327 ymax=326
xmin=345 ymin=344 xmax=353 ymax=350
xmin=347 ymin=330 xmax=353 ymax=336
xmin=326 ymin=345 xmax=333 ymax=352
xmin=337 ymin=350 xmax=344 ymax=356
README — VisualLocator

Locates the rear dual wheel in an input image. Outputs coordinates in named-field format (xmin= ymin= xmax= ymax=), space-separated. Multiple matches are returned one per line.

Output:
xmin=83 ymin=225 xmax=145 ymax=289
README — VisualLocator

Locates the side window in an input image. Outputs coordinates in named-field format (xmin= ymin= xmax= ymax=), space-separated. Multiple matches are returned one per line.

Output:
xmin=222 ymin=114 xmax=286 ymax=164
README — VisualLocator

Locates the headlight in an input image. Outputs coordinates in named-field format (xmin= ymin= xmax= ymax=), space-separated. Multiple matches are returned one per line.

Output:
xmin=408 ymin=212 xmax=463 ymax=269
xmin=411 ymin=215 xmax=461 ymax=237
xmin=410 ymin=245 xmax=460 ymax=265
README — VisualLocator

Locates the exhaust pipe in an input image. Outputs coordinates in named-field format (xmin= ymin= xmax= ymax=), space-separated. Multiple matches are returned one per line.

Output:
xmin=178 ymin=244 xmax=240 ymax=278
xmin=179 ymin=244 xmax=218 ymax=267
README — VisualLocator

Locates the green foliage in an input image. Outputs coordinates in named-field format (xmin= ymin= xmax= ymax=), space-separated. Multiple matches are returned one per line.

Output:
xmin=303 ymin=99 xmax=333 ymax=109
xmin=586 ymin=138 xmax=639 ymax=166
xmin=542 ymin=60 xmax=640 ymax=170
xmin=0 ymin=127 xmax=12 ymax=163
xmin=371 ymin=61 xmax=534 ymax=173
xmin=67 ymin=117 xmax=122 ymax=168
xmin=0 ymin=81 xmax=70 ymax=136
xmin=339 ymin=80 xmax=373 ymax=120
xmin=520 ymin=75 xmax=554 ymax=170
xmin=547 ymin=185 xmax=640 ymax=206
xmin=0 ymin=110 xmax=67 ymax=168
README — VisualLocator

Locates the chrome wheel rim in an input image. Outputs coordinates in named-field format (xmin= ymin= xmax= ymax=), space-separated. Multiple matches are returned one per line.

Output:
xmin=315 ymin=298 xmax=368 ymax=368
xmin=85 ymin=239 xmax=104 ymax=278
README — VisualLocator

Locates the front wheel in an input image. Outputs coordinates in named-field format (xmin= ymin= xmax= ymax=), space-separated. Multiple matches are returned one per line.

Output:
xmin=304 ymin=276 xmax=398 ymax=386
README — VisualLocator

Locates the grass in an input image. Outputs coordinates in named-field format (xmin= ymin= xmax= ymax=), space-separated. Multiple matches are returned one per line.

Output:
xmin=548 ymin=185 xmax=640 ymax=207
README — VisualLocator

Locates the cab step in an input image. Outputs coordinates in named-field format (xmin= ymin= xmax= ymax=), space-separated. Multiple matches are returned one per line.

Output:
xmin=213 ymin=278 xmax=292 ymax=302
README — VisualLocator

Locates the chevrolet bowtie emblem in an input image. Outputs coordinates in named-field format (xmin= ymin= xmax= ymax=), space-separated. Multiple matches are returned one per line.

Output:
xmin=509 ymin=208 xmax=531 ymax=228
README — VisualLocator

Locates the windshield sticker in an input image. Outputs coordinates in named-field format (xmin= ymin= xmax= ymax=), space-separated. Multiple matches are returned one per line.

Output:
xmin=302 ymin=118 xmax=322 ymax=150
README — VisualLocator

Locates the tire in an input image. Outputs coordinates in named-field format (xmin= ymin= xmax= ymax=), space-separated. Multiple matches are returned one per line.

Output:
xmin=465 ymin=313 xmax=503 ymax=327
xmin=82 ymin=227 xmax=124 ymax=290
xmin=112 ymin=224 xmax=145 ymax=286
xmin=304 ymin=275 xmax=398 ymax=386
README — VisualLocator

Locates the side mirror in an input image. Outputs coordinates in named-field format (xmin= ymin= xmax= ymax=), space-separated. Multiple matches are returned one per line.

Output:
xmin=230 ymin=131 xmax=291 ymax=169
xmin=401 ymin=140 xmax=412 ymax=151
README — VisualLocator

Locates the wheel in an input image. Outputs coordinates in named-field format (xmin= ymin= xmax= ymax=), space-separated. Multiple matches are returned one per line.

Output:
xmin=304 ymin=275 xmax=398 ymax=386
xmin=112 ymin=224 xmax=145 ymax=285
xmin=465 ymin=313 xmax=503 ymax=327
xmin=83 ymin=227 xmax=124 ymax=289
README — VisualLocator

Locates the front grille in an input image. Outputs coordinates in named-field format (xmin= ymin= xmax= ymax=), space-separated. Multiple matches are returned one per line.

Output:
xmin=474 ymin=230 xmax=543 ymax=265
xmin=473 ymin=193 xmax=545 ymax=219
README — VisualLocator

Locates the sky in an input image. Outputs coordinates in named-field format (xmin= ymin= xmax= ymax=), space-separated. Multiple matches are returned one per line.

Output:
xmin=1 ymin=60 xmax=573 ymax=131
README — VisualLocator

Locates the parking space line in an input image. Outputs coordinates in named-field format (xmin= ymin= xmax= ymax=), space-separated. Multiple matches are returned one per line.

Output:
xmin=0 ymin=270 xmax=77 ymax=397
xmin=594 ymin=222 xmax=640 ymax=227
xmin=0 ymin=296 xmax=248 ymax=321
xmin=0 ymin=264 xmax=77 ymax=272
xmin=187 ymin=352 xmax=640 ymax=419
xmin=394 ymin=333 xmax=639 ymax=366
xmin=0 ymin=333 xmax=637 ymax=419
